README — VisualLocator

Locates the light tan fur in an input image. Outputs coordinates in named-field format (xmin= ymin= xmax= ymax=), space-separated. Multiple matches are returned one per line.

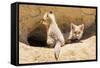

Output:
xmin=68 ymin=23 xmax=84 ymax=41
xmin=43 ymin=11 xmax=65 ymax=60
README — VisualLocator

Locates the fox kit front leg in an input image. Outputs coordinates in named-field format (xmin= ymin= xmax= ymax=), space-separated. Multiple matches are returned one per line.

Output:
xmin=47 ymin=36 xmax=55 ymax=48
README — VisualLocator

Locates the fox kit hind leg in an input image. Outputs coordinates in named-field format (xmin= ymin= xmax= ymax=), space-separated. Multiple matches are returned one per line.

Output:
xmin=54 ymin=41 xmax=62 ymax=60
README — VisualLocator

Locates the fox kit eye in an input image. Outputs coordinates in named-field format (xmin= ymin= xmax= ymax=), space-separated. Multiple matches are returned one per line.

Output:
xmin=78 ymin=32 xmax=80 ymax=34
xmin=74 ymin=31 xmax=77 ymax=34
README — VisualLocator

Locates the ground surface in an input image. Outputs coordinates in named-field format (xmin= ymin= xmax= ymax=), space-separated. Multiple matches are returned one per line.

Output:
xmin=19 ymin=35 xmax=96 ymax=64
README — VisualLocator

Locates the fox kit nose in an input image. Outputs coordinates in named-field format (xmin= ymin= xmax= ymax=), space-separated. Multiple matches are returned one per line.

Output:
xmin=49 ymin=11 xmax=53 ymax=14
xmin=76 ymin=35 xmax=79 ymax=37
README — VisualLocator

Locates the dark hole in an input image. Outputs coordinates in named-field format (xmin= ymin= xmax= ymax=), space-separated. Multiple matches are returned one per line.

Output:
xmin=27 ymin=24 xmax=48 ymax=47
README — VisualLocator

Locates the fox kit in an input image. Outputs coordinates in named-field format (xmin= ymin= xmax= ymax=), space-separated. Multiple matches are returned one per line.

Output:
xmin=43 ymin=11 xmax=65 ymax=60
xmin=68 ymin=23 xmax=84 ymax=42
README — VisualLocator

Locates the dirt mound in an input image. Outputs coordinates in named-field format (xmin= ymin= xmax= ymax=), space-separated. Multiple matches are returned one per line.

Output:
xmin=19 ymin=36 xmax=96 ymax=64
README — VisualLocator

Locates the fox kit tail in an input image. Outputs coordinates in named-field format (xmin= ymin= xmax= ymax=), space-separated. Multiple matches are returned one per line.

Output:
xmin=54 ymin=41 xmax=61 ymax=60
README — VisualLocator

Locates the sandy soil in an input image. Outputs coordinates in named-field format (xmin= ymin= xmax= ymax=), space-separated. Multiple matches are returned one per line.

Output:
xmin=19 ymin=35 xmax=96 ymax=64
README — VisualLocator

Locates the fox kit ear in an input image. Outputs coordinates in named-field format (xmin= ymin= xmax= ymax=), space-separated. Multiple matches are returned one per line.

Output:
xmin=71 ymin=23 xmax=76 ymax=30
xmin=80 ymin=24 xmax=84 ymax=30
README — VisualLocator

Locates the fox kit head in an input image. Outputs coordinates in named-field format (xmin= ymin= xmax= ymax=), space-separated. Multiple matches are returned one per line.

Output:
xmin=42 ymin=11 xmax=56 ymax=23
xmin=70 ymin=23 xmax=84 ymax=40
xmin=41 ymin=11 xmax=53 ymax=29
xmin=41 ymin=11 xmax=56 ymax=29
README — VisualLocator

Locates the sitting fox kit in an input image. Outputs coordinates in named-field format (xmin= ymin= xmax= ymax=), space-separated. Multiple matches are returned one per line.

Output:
xmin=68 ymin=23 xmax=84 ymax=41
xmin=42 ymin=11 xmax=84 ymax=60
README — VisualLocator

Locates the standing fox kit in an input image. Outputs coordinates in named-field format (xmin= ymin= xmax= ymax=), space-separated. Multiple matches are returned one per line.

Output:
xmin=68 ymin=23 xmax=84 ymax=41
xmin=43 ymin=11 xmax=65 ymax=60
